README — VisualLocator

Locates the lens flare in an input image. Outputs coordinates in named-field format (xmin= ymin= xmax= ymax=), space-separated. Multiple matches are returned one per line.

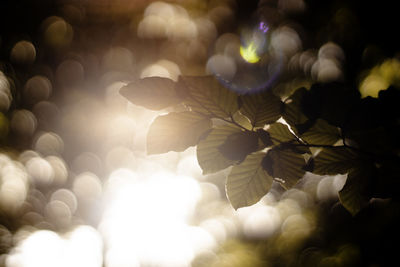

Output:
xmin=240 ymin=42 xmax=260 ymax=63
xmin=210 ymin=21 xmax=283 ymax=94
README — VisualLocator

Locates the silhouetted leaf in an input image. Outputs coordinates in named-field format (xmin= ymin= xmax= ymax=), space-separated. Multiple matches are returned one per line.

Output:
xmin=226 ymin=152 xmax=273 ymax=209
xmin=339 ymin=167 xmax=372 ymax=215
xmin=178 ymin=75 xmax=238 ymax=118
xmin=312 ymin=147 xmax=359 ymax=175
xmin=266 ymin=148 xmax=306 ymax=188
xmin=346 ymin=126 xmax=394 ymax=154
xmin=301 ymin=82 xmax=361 ymax=127
xmin=257 ymin=129 xmax=273 ymax=147
xmin=147 ymin=111 xmax=211 ymax=154
xmin=375 ymin=161 xmax=400 ymax=199
xmin=120 ymin=77 xmax=182 ymax=110
xmin=239 ymin=91 xmax=282 ymax=127
xmin=378 ymin=86 xmax=400 ymax=121
xmin=282 ymin=87 xmax=310 ymax=134
xmin=218 ymin=131 xmax=263 ymax=161
xmin=345 ymin=96 xmax=381 ymax=131
xmin=301 ymin=119 xmax=341 ymax=145
xmin=197 ymin=124 xmax=242 ymax=174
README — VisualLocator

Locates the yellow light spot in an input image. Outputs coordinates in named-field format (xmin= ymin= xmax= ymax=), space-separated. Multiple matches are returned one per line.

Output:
xmin=359 ymin=58 xmax=400 ymax=98
xmin=240 ymin=42 xmax=260 ymax=63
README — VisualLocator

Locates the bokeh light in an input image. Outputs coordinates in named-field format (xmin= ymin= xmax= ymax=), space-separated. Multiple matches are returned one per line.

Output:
xmin=72 ymin=172 xmax=102 ymax=201
xmin=311 ymin=42 xmax=344 ymax=82
xmin=359 ymin=58 xmax=400 ymax=97
xmin=10 ymin=41 xmax=36 ymax=65
xmin=25 ymin=156 xmax=55 ymax=187
xmin=10 ymin=110 xmax=37 ymax=137
xmin=100 ymin=169 xmax=215 ymax=266
xmin=42 ymin=16 xmax=74 ymax=48
xmin=6 ymin=226 xmax=103 ymax=267
xmin=0 ymin=72 xmax=12 ymax=112
xmin=34 ymin=132 xmax=64 ymax=156
xmin=24 ymin=76 xmax=52 ymax=105
xmin=0 ymin=155 xmax=29 ymax=214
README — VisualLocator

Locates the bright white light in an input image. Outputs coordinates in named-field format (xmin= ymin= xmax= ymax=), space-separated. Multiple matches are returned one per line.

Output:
xmin=100 ymin=169 xmax=216 ymax=267
xmin=6 ymin=226 xmax=103 ymax=267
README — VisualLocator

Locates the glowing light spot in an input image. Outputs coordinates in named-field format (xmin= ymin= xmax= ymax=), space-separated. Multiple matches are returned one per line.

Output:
xmin=259 ymin=22 xmax=269 ymax=33
xmin=26 ymin=157 xmax=55 ymax=186
xmin=359 ymin=58 xmax=400 ymax=98
xmin=72 ymin=172 xmax=102 ymax=200
xmin=240 ymin=42 xmax=261 ymax=63
xmin=6 ymin=226 xmax=103 ymax=267
xmin=100 ymin=171 xmax=210 ymax=266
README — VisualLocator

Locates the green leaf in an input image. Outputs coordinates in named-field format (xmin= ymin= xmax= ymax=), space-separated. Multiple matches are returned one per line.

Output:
xmin=178 ymin=75 xmax=239 ymax=118
xmin=266 ymin=149 xmax=306 ymax=189
xmin=301 ymin=119 xmax=341 ymax=145
xmin=267 ymin=123 xmax=310 ymax=154
xmin=147 ymin=111 xmax=212 ymax=154
xmin=197 ymin=124 xmax=242 ymax=174
xmin=312 ymin=147 xmax=359 ymax=175
xmin=239 ymin=91 xmax=282 ymax=127
xmin=226 ymin=152 xmax=273 ymax=209
xmin=232 ymin=111 xmax=253 ymax=130
xmin=120 ymin=77 xmax=182 ymax=110
xmin=268 ymin=122 xmax=296 ymax=145
xmin=218 ymin=131 xmax=265 ymax=162
xmin=339 ymin=167 xmax=371 ymax=215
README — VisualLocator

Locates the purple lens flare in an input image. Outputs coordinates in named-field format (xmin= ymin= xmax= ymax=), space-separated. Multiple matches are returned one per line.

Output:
xmin=259 ymin=22 xmax=269 ymax=33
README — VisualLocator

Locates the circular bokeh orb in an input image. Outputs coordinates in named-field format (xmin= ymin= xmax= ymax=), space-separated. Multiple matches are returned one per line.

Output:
xmin=209 ymin=21 xmax=284 ymax=94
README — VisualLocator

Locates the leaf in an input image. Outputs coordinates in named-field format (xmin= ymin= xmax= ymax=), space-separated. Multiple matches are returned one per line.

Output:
xmin=374 ymin=161 xmax=400 ymax=198
xmin=265 ymin=149 xmax=306 ymax=189
xmin=282 ymin=87 xmax=311 ymax=134
xmin=147 ymin=111 xmax=212 ymax=154
xmin=312 ymin=147 xmax=359 ymax=175
xmin=339 ymin=167 xmax=371 ymax=215
xmin=239 ymin=91 xmax=282 ymax=127
xmin=257 ymin=129 xmax=273 ymax=148
xmin=218 ymin=131 xmax=265 ymax=162
xmin=301 ymin=82 xmax=361 ymax=128
xmin=346 ymin=126 xmax=394 ymax=154
xmin=232 ymin=111 xmax=253 ymax=130
xmin=120 ymin=77 xmax=182 ymax=110
xmin=178 ymin=75 xmax=239 ymax=118
xmin=268 ymin=122 xmax=296 ymax=145
xmin=301 ymin=119 xmax=341 ymax=145
xmin=197 ymin=124 xmax=242 ymax=174
xmin=267 ymin=123 xmax=310 ymax=154
xmin=226 ymin=152 xmax=273 ymax=209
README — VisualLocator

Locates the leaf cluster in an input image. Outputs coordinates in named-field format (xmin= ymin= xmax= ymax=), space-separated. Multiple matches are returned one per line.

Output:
xmin=121 ymin=76 xmax=400 ymax=214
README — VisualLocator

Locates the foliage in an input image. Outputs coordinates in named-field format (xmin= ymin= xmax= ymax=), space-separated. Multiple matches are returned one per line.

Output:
xmin=121 ymin=76 xmax=400 ymax=214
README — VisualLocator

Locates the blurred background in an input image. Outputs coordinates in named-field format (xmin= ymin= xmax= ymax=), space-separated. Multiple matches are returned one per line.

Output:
xmin=1 ymin=0 xmax=399 ymax=266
